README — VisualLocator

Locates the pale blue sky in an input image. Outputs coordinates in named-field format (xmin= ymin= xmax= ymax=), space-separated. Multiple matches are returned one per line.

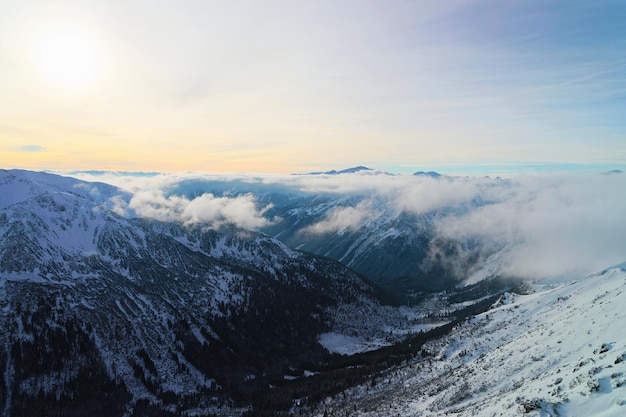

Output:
xmin=1 ymin=0 xmax=625 ymax=174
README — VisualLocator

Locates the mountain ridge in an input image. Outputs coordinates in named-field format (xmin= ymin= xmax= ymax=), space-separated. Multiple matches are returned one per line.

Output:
xmin=297 ymin=165 xmax=375 ymax=175
xmin=0 ymin=169 xmax=421 ymax=416
xmin=305 ymin=265 xmax=626 ymax=416
xmin=3 ymin=168 xmax=624 ymax=417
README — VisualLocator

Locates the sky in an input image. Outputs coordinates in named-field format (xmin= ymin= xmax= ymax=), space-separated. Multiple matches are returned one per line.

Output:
xmin=1 ymin=0 xmax=625 ymax=174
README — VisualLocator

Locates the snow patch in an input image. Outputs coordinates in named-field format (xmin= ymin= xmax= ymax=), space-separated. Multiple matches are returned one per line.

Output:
xmin=318 ymin=332 xmax=390 ymax=355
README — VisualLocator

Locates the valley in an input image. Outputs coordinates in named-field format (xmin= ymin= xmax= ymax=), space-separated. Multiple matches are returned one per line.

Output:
xmin=0 ymin=168 xmax=624 ymax=416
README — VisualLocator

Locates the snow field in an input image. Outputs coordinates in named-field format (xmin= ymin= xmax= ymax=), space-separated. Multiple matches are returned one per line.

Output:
xmin=312 ymin=266 xmax=626 ymax=416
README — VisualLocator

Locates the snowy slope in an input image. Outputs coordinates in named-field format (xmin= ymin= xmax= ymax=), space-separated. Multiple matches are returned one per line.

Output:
xmin=1 ymin=169 xmax=435 ymax=416
xmin=113 ymin=169 xmax=502 ymax=293
xmin=311 ymin=264 xmax=626 ymax=417
xmin=0 ymin=169 xmax=125 ymax=209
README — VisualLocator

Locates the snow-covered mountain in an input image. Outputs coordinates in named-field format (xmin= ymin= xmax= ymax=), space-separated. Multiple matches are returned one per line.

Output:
xmin=5 ymin=168 xmax=624 ymax=417
xmin=133 ymin=168 xmax=505 ymax=296
xmin=307 ymin=264 xmax=626 ymax=417
xmin=68 ymin=167 xmax=626 ymax=296
xmin=0 ymin=169 xmax=419 ymax=416
xmin=262 ymin=196 xmax=446 ymax=294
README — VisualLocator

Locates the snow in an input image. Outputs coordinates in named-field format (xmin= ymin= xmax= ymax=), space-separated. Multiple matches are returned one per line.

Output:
xmin=318 ymin=333 xmax=364 ymax=355
xmin=313 ymin=265 xmax=626 ymax=417
xmin=191 ymin=326 xmax=208 ymax=346
xmin=0 ymin=169 xmax=123 ymax=210
xmin=384 ymin=322 xmax=449 ymax=336
xmin=7 ymin=168 xmax=626 ymax=416
xmin=318 ymin=332 xmax=391 ymax=355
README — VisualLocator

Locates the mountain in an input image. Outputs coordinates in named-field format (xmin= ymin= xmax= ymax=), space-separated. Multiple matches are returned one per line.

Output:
xmin=261 ymin=197 xmax=446 ymax=295
xmin=6 ymin=169 xmax=623 ymax=417
xmin=413 ymin=171 xmax=442 ymax=178
xmin=0 ymin=169 xmax=415 ymax=416
xmin=153 ymin=173 xmax=502 ymax=296
xmin=602 ymin=169 xmax=623 ymax=175
xmin=300 ymin=166 xmax=374 ymax=175
xmin=307 ymin=264 xmax=626 ymax=416
xmin=259 ymin=189 xmax=503 ymax=296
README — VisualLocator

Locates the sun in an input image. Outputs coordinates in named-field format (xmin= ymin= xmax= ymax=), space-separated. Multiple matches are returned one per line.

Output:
xmin=36 ymin=27 xmax=103 ymax=89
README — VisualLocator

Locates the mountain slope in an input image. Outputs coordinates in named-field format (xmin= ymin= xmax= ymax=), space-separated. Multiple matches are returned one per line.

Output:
xmin=309 ymin=264 xmax=626 ymax=416
xmin=0 ymin=169 xmax=409 ymax=416
xmin=133 ymin=170 xmax=509 ymax=294
xmin=262 ymin=199 xmax=442 ymax=293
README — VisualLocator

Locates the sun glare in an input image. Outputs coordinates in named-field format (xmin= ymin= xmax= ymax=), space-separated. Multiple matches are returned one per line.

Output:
xmin=36 ymin=28 xmax=103 ymax=89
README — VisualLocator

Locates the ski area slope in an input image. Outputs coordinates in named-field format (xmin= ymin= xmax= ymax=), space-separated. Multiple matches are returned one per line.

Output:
xmin=312 ymin=263 xmax=626 ymax=417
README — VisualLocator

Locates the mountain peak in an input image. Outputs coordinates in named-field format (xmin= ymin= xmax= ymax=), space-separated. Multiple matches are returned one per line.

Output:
xmin=335 ymin=166 xmax=372 ymax=174
xmin=602 ymin=169 xmax=623 ymax=175
xmin=300 ymin=166 xmax=374 ymax=175
xmin=0 ymin=168 xmax=125 ymax=211
xmin=413 ymin=170 xmax=442 ymax=178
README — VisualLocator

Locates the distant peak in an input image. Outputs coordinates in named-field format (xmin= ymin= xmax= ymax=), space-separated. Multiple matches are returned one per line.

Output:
xmin=335 ymin=166 xmax=372 ymax=174
xmin=601 ymin=169 xmax=623 ymax=175
xmin=299 ymin=166 xmax=374 ymax=175
xmin=413 ymin=171 xmax=441 ymax=178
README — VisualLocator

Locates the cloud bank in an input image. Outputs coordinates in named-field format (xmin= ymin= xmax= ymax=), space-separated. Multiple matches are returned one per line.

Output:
xmin=302 ymin=201 xmax=379 ymax=235
xmin=434 ymin=174 xmax=626 ymax=280
xmin=70 ymin=169 xmax=626 ymax=281
xmin=105 ymin=186 xmax=272 ymax=230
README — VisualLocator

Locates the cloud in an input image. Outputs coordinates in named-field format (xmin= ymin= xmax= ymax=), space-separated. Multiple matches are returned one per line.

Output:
xmin=68 ymin=171 xmax=277 ymax=229
xmin=68 ymin=169 xmax=626 ymax=281
xmin=433 ymin=173 xmax=626 ymax=280
xmin=65 ymin=171 xmax=167 ymax=193
xmin=123 ymin=189 xmax=273 ymax=230
xmin=13 ymin=145 xmax=45 ymax=152
xmin=302 ymin=201 xmax=379 ymax=235
xmin=276 ymin=171 xmax=626 ymax=280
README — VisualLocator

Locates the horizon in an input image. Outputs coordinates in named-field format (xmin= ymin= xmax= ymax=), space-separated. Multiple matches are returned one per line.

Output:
xmin=5 ymin=162 xmax=626 ymax=180
xmin=1 ymin=1 xmax=625 ymax=173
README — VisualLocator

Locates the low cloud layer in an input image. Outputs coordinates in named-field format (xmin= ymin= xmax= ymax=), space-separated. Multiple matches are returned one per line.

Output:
xmin=435 ymin=174 xmax=626 ymax=280
xmin=109 ymin=188 xmax=272 ymax=230
xmin=302 ymin=201 xmax=379 ymax=235
xmin=70 ymin=169 xmax=626 ymax=281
